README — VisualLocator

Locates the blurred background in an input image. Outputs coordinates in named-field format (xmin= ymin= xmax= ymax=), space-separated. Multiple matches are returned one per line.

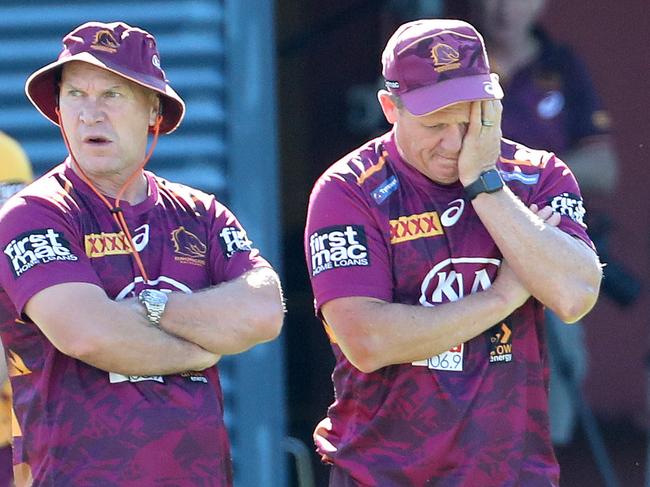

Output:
xmin=1 ymin=0 xmax=648 ymax=485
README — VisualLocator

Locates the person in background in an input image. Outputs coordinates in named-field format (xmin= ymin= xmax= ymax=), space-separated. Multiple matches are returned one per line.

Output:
xmin=471 ymin=0 xmax=621 ymax=446
xmin=0 ymin=21 xmax=284 ymax=486
xmin=304 ymin=18 xmax=601 ymax=486
xmin=0 ymin=131 xmax=33 ymax=487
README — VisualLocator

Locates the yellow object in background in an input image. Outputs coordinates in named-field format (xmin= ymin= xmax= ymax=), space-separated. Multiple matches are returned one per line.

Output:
xmin=0 ymin=132 xmax=32 ymax=184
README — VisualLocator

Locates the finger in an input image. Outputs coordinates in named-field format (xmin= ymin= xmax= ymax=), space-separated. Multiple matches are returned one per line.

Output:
xmin=547 ymin=212 xmax=561 ymax=227
xmin=529 ymin=203 xmax=539 ymax=213
xmin=481 ymin=99 xmax=499 ymax=126
xmin=494 ymin=99 xmax=503 ymax=124
xmin=481 ymin=99 xmax=493 ymax=125
xmin=468 ymin=101 xmax=482 ymax=135
xmin=537 ymin=206 xmax=554 ymax=221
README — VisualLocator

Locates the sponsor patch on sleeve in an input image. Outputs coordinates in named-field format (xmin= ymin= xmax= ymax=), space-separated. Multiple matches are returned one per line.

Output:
xmin=4 ymin=228 xmax=78 ymax=278
xmin=548 ymin=192 xmax=586 ymax=226
xmin=371 ymin=176 xmax=399 ymax=204
xmin=218 ymin=226 xmax=253 ymax=258
xmin=308 ymin=224 xmax=370 ymax=277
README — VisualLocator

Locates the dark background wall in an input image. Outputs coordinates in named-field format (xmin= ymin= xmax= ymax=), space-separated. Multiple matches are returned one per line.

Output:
xmin=276 ymin=1 xmax=650 ymax=484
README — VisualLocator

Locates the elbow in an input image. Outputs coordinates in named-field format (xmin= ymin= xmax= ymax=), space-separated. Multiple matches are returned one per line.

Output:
xmin=339 ymin=336 xmax=385 ymax=374
xmin=552 ymin=284 xmax=601 ymax=324
xmin=57 ymin=333 xmax=105 ymax=364
xmin=250 ymin=298 xmax=285 ymax=344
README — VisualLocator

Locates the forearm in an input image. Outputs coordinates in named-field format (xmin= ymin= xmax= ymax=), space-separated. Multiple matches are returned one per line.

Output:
xmin=161 ymin=267 xmax=285 ymax=355
xmin=325 ymin=285 xmax=524 ymax=373
xmin=472 ymin=187 xmax=602 ymax=321
xmin=78 ymin=300 xmax=218 ymax=375
xmin=25 ymin=283 xmax=218 ymax=376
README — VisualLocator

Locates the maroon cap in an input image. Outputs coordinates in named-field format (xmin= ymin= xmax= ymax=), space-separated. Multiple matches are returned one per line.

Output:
xmin=25 ymin=21 xmax=185 ymax=134
xmin=382 ymin=19 xmax=503 ymax=116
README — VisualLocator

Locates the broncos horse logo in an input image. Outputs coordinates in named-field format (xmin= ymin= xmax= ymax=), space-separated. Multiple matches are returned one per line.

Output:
xmin=171 ymin=226 xmax=207 ymax=258
xmin=90 ymin=30 xmax=120 ymax=53
xmin=431 ymin=43 xmax=461 ymax=72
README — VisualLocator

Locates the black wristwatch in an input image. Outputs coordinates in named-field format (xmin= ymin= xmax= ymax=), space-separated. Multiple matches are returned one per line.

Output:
xmin=464 ymin=169 xmax=504 ymax=200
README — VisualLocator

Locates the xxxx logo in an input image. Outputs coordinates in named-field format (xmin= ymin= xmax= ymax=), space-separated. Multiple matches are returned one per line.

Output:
xmin=389 ymin=211 xmax=443 ymax=244
xmin=85 ymin=225 xmax=149 ymax=258
xmin=85 ymin=232 xmax=131 ymax=257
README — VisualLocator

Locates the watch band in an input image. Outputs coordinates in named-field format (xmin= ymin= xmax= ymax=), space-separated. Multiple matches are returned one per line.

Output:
xmin=464 ymin=168 xmax=504 ymax=201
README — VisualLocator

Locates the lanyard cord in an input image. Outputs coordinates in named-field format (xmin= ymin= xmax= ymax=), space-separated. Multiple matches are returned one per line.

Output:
xmin=55 ymin=107 xmax=163 ymax=283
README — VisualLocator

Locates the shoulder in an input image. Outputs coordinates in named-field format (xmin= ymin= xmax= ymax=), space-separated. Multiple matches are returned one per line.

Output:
xmin=311 ymin=136 xmax=392 ymax=202
xmin=497 ymin=138 xmax=579 ymax=201
xmin=1 ymin=165 xmax=79 ymax=222
xmin=498 ymin=138 xmax=557 ymax=171
xmin=151 ymin=174 xmax=219 ymax=213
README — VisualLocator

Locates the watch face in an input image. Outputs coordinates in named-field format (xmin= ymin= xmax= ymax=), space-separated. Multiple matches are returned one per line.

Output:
xmin=483 ymin=169 xmax=504 ymax=192
xmin=142 ymin=289 xmax=168 ymax=305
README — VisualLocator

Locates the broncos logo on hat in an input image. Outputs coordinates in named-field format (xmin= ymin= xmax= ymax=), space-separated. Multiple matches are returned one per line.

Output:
xmin=90 ymin=30 xmax=120 ymax=53
xmin=431 ymin=43 xmax=461 ymax=73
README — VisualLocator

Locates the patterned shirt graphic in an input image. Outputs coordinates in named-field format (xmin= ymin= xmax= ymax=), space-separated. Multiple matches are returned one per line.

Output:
xmin=0 ymin=161 xmax=269 ymax=486
xmin=305 ymin=131 xmax=593 ymax=486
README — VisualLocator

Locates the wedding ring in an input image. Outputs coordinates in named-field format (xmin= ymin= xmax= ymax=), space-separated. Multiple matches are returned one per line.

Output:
xmin=481 ymin=120 xmax=495 ymax=127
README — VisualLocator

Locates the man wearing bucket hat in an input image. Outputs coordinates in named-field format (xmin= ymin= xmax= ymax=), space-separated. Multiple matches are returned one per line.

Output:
xmin=0 ymin=131 xmax=33 ymax=487
xmin=304 ymin=19 xmax=601 ymax=486
xmin=0 ymin=21 xmax=284 ymax=486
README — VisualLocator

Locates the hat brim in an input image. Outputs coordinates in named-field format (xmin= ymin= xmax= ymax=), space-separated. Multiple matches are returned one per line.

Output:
xmin=25 ymin=51 xmax=185 ymax=134
xmin=400 ymin=73 xmax=504 ymax=117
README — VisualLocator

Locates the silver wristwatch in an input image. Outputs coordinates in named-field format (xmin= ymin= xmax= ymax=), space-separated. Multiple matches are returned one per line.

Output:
xmin=138 ymin=289 xmax=168 ymax=327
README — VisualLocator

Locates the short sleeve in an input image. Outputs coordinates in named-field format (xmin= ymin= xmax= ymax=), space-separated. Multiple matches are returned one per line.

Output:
xmin=0 ymin=197 xmax=102 ymax=315
xmin=304 ymin=174 xmax=393 ymax=313
xmin=528 ymin=154 xmax=595 ymax=250
xmin=207 ymin=199 xmax=271 ymax=285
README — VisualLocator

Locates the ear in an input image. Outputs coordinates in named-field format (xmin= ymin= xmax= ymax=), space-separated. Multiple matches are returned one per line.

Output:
xmin=149 ymin=95 xmax=161 ymax=126
xmin=377 ymin=90 xmax=399 ymax=125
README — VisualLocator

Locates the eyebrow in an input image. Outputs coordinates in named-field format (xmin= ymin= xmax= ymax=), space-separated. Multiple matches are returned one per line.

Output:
xmin=61 ymin=82 xmax=128 ymax=91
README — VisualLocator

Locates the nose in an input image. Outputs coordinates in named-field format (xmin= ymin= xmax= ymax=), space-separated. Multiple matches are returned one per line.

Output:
xmin=438 ymin=124 xmax=466 ymax=153
xmin=78 ymin=99 xmax=105 ymax=125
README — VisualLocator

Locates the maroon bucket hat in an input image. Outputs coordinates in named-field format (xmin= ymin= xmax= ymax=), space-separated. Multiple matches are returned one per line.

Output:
xmin=382 ymin=19 xmax=504 ymax=116
xmin=25 ymin=21 xmax=185 ymax=134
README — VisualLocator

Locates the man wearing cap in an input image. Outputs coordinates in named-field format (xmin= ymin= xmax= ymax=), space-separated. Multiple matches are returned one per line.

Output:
xmin=0 ymin=21 xmax=284 ymax=486
xmin=304 ymin=19 xmax=601 ymax=486
xmin=0 ymin=131 xmax=33 ymax=487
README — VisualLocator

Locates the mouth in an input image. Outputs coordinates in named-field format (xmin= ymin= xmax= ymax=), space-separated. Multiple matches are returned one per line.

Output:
xmin=433 ymin=153 xmax=458 ymax=163
xmin=82 ymin=135 xmax=112 ymax=146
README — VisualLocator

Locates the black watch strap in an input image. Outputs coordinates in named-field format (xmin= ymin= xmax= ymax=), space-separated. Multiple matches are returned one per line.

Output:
xmin=464 ymin=169 xmax=504 ymax=200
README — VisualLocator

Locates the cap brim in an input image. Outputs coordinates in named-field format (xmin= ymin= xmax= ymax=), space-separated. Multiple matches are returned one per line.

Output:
xmin=25 ymin=51 xmax=185 ymax=134
xmin=401 ymin=73 xmax=504 ymax=117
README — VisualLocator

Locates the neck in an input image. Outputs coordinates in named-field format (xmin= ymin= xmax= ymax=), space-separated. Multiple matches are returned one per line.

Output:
xmin=70 ymin=160 xmax=149 ymax=205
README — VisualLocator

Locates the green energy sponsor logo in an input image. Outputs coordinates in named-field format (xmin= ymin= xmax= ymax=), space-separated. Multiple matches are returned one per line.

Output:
xmin=309 ymin=225 xmax=369 ymax=276
xmin=219 ymin=226 xmax=252 ymax=258
xmin=488 ymin=322 xmax=513 ymax=364
xmin=4 ymin=228 xmax=78 ymax=277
